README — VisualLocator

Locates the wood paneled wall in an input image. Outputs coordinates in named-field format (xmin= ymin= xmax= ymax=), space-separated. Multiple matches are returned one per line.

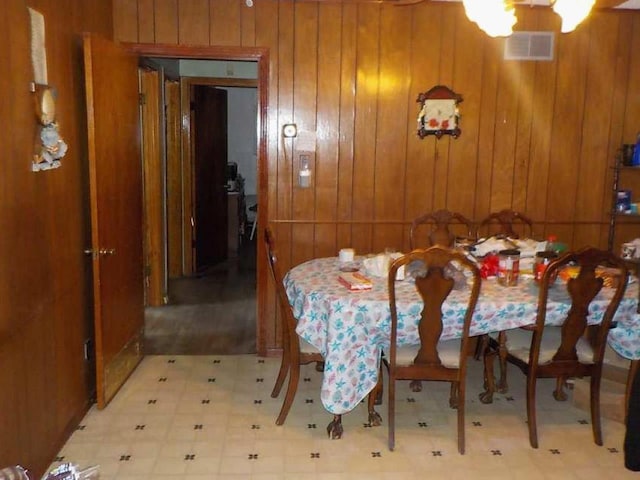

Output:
xmin=1 ymin=0 xmax=113 ymax=474
xmin=113 ymin=0 xmax=640 ymax=353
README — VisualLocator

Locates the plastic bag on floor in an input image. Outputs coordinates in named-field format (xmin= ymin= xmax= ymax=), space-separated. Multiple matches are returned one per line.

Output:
xmin=0 ymin=466 xmax=32 ymax=480
xmin=42 ymin=464 xmax=99 ymax=480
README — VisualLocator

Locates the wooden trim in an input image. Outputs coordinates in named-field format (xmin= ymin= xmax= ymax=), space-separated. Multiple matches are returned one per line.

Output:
xmin=124 ymin=43 xmax=270 ymax=356
xmin=179 ymin=79 xmax=195 ymax=275
xmin=140 ymin=68 xmax=166 ymax=306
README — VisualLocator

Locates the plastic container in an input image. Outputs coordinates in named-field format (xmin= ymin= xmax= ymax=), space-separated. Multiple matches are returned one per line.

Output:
xmin=497 ymin=249 xmax=520 ymax=287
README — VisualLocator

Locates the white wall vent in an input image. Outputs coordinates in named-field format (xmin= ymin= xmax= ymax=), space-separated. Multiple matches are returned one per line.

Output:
xmin=504 ymin=31 xmax=554 ymax=61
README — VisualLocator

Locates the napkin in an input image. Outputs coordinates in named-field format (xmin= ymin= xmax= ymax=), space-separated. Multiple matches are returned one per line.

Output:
xmin=363 ymin=253 xmax=405 ymax=280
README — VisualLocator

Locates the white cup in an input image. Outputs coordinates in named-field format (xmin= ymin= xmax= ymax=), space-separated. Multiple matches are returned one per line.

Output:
xmin=339 ymin=248 xmax=355 ymax=263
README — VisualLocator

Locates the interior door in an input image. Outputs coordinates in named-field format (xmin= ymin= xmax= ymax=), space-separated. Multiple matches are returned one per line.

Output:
xmin=83 ymin=33 xmax=144 ymax=408
xmin=193 ymin=86 xmax=228 ymax=271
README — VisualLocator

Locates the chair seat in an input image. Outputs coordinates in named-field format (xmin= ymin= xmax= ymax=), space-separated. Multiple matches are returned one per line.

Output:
xmin=299 ymin=336 xmax=320 ymax=354
xmin=395 ymin=338 xmax=461 ymax=368
xmin=503 ymin=327 xmax=595 ymax=365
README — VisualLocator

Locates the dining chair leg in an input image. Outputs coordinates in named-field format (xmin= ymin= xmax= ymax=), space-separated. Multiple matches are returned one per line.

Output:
xmin=457 ymin=380 xmax=466 ymax=455
xmin=626 ymin=360 xmax=640 ymax=423
xmin=590 ymin=373 xmax=603 ymax=446
xmin=271 ymin=353 xmax=289 ymax=398
xmin=388 ymin=376 xmax=396 ymax=451
xmin=526 ymin=375 xmax=539 ymax=448
xmin=275 ymin=361 xmax=300 ymax=425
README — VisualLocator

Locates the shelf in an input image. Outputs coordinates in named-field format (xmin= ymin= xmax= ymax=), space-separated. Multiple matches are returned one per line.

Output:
xmin=614 ymin=212 xmax=640 ymax=217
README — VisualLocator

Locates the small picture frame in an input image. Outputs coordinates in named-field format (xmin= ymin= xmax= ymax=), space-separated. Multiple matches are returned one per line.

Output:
xmin=417 ymin=85 xmax=463 ymax=139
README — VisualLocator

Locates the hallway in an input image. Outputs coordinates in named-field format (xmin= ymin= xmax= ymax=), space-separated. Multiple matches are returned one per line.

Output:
xmin=144 ymin=234 xmax=257 ymax=355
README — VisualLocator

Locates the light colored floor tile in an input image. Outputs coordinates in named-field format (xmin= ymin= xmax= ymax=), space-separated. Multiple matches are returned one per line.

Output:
xmin=44 ymin=354 xmax=636 ymax=480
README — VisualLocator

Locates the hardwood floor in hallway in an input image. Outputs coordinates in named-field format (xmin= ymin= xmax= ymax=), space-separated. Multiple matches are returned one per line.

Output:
xmin=144 ymin=234 xmax=257 ymax=355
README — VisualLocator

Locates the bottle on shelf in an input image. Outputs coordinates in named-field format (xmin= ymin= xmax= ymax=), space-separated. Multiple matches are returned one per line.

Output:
xmin=632 ymin=133 xmax=640 ymax=166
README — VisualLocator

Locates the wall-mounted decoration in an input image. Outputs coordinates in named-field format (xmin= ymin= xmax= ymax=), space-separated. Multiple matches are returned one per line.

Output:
xmin=29 ymin=7 xmax=67 ymax=172
xmin=417 ymin=85 xmax=463 ymax=139
xmin=32 ymin=84 xmax=67 ymax=171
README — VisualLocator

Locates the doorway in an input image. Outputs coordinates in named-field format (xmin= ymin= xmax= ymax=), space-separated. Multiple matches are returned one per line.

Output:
xmin=127 ymin=45 xmax=268 ymax=355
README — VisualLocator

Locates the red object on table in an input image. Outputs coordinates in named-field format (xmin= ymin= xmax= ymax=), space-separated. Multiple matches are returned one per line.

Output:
xmin=480 ymin=253 xmax=499 ymax=279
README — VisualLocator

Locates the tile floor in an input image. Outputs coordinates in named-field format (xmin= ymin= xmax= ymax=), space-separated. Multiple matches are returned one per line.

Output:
xmin=50 ymin=355 xmax=637 ymax=479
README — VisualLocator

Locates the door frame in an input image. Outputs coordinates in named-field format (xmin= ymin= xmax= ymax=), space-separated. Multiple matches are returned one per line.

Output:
xmin=126 ymin=43 xmax=269 ymax=356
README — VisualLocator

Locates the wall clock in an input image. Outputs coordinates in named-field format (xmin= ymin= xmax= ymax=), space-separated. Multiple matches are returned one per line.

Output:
xmin=417 ymin=85 xmax=463 ymax=139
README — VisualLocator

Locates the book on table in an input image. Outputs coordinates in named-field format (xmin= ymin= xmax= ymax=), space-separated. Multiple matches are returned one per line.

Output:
xmin=338 ymin=271 xmax=373 ymax=291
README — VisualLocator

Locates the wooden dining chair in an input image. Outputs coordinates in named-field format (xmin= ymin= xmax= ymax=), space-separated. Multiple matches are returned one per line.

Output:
xmin=476 ymin=209 xmax=534 ymax=239
xmin=409 ymin=209 xmax=475 ymax=249
xmin=386 ymin=246 xmax=482 ymax=454
xmin=265 ymin=227 xmax=325 ymax=425
xmin=265 ymin=227 xmax=383 ymax=435
xmin=481 ymin=247 xmax=628 ymax=448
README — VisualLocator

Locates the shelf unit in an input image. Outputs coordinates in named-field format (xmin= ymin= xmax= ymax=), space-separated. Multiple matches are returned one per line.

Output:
xmin=609 ymin=152 xmax=640 ymax=252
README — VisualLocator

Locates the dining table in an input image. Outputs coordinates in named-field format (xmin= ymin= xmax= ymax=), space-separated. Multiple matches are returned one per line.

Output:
xmin=284 ymin=255 xmax=640 ymax=436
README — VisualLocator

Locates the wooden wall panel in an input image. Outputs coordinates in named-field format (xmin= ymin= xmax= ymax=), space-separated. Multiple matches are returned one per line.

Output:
xmin=110 ymin=1 xmax=640 ymax=353
xmin=178 ymin=0 xmax=209 ymax=45
xmin=404 ymin=6 xmax=442 ymax=235
xmin=113 ymin=0 xmax=138 ymax=42
xmin=448 ymin=11 xmax=484 ymax=219
xmin=351 ymin=6 xmax=380 ymax=254
xmin=291 ymin=1 xmax=318 ymax=266
xmin=314 ymin=3 xmax=342 ymax=258
xmin=155 ymin=0 xmax=178 ymax=44
xmin=336 ymin=3 xmax=357 ymax=251
xmin=524 ymin=11 xmax=557 ymax=237
xmin=1 ymin=0 xmax=111 ymax=472
xmin=138 ymin=0 xmax=155 ymax=42
xmin=210 ymin=0 xmax=242 ymax=46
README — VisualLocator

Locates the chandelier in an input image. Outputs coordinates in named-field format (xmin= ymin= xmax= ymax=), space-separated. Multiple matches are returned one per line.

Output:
xmin=461 ymin=0 xmax=595 ymax=38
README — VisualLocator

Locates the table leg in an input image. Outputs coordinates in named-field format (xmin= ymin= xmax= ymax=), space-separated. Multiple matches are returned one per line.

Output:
xmin=496 ymin=331 xmax=509 ymax=393
xmin=479 ymin=331 xmax=508 ymax=404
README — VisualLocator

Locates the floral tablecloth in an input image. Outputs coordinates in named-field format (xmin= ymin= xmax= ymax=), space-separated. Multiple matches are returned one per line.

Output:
xmin=284 ymin=257 xmax=640 ymax=415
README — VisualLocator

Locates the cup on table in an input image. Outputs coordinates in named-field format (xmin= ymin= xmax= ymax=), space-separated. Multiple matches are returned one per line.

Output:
xmin=339 ymin=248 xmax=358 ymax=271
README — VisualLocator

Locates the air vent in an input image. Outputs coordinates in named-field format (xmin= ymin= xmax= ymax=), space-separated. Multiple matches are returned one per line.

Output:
xmin=504 ymin=31 xmax=554 ymax=61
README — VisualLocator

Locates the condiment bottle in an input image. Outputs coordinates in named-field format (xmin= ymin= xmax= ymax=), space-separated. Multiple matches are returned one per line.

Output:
xmin=534 ymin=251 xmax=558 ymax=283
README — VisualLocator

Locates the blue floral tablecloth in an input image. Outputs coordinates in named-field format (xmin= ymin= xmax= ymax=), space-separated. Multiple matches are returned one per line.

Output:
xmin=285 ymin=257 xmax=640 ymax=415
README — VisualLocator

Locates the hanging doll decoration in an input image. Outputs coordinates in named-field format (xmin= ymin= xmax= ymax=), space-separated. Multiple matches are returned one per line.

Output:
xmin=32 ymin=84 xmax=67 ymax=171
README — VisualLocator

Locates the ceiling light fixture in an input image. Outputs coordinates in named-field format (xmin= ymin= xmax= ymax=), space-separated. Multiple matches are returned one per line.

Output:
xmin=462 ymin=0 xmax=594 ymax=38
xmin=462 ymin=0 xmax=517 ymax=38
xmin=552 ymin=0 xmax=595 ymax=33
